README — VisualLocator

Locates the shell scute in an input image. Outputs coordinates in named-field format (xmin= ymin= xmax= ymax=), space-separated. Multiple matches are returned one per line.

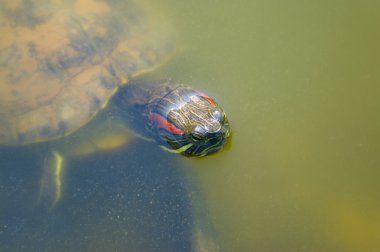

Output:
xmin=0 ymin=0 xmax=173 ymax=145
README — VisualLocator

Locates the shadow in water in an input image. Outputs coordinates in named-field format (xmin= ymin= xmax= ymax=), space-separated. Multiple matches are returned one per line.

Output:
xmin=0 ymin=140 xmax=217 ymax=251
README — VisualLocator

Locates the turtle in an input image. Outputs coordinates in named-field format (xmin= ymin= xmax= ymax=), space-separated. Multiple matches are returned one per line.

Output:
xmin=0 ymin=0 xmax=230 ymax=205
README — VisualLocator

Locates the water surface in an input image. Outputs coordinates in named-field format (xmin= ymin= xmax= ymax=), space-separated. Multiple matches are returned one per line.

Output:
xmin=161 ymin=0 xmax=380 ymax=251
xmin=1 ymin=0 xmax=380 ymax=251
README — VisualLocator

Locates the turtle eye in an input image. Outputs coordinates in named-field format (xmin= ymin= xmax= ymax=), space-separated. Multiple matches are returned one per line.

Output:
xmin=192 ymin=125 xmax=206 ymax=141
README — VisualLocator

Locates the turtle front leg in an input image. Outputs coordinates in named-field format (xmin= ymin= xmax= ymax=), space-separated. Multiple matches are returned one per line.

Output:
xmin=38 ymin=151 xmax=65 ymax=210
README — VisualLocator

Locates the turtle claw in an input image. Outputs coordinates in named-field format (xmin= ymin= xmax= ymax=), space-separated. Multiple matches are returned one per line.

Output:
xmin=38 ymin=151 xmax=65 ymax=211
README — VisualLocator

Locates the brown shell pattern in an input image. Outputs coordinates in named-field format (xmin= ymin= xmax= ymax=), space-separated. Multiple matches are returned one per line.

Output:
xmin=0 ymin=0 xmax=173 ymax=145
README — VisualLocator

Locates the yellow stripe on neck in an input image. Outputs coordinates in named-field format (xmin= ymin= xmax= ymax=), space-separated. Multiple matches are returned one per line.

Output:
xmin=160 ymin=143 xmax=193 ymax=154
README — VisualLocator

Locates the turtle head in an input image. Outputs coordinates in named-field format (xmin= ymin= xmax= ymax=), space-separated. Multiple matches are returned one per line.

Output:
xmin=148 ymin=85 xmax=231 ymax=157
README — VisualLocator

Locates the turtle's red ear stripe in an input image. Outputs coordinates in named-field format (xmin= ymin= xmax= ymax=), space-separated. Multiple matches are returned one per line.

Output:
xmin=195 ymin=90 xmax=216 ymax=107
xmin=148 ymin=113 xmax=184 ymax=134
xmin=203 ymin=96 xmax=216 ymax=107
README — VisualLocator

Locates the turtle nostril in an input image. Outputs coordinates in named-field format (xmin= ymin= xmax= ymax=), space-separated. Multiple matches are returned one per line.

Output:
xmin=212 ymin=110 xmax=223 ymax=121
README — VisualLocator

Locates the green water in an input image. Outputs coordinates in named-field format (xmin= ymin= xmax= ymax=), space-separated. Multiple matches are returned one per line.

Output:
xmin=160 ymin=0 xmax=380 ymax=251
xmin=1 ymin=0 xmax=380 ymax=251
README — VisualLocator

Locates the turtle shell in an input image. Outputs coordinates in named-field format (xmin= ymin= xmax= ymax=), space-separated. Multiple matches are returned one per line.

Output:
xmin=0 ymin=0 xmax=173 ymax=145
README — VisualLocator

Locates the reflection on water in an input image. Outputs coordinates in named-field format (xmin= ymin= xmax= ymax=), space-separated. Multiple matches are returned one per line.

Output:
xmin=0 ymin=140 xmax=218 ymax=251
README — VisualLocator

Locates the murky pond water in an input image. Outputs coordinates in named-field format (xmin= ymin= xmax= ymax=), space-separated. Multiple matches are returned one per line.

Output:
xmin=162 ymin=0 xmax=380 ymax=251
xmin=1 ymin=0 xmax=380 ymax=251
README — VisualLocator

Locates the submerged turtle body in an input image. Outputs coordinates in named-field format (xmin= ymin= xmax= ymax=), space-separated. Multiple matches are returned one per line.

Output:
xmin=0 ymin=0 xmax=172 ymax=145
xmin=0 ymin=2 xmax=229 ymax=250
